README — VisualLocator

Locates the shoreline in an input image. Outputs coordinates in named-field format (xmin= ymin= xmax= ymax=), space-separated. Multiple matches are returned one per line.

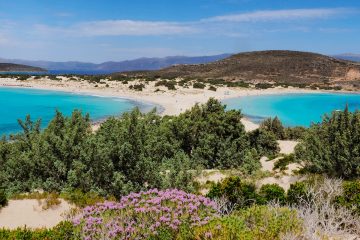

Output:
xmin=0 ymin=77 xmax=352 ymax=131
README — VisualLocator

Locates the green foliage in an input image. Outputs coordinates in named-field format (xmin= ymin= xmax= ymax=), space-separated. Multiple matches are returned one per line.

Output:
xmin=0 ymin=99 xmax=278 ymax=198
xmin=258 ymin=184 xmax=286 ymax=204
xmin=273 ymin=154 xmax=295 ymax=171
xmin=155 ymin=80 xmax=177 ymax=90
xmin=247 ymin=129 xmax=279 ymax=157
xmin=260 ymin=117 xmax=307 ymax=140
xmin=284 ymin=126 xmax=307 ymax=140
xmin=129 ymin=83 xmax=145 ymax=91
xmin=207 ymin=176 xmax=258 ymax=208
xmin=61 ymin=189 xmax=111 ymax=207
xmin=295 ymin=106 xmax=360 ymax=178
xmin=335 ymin=180 xmax=360 ymax=214
xmin=0 ymin=188 xmax=7 ymax=208
xmin=255 ymin=83 xmax=274 ymax=89
xmin=0 ymin=221 xmax=75 ymax=240
xmin=287 ymin=181 xmax=308 ymax=205
xmin=208 ymin=85 xmax=217 ymax=91
xmin=260 ymin=117 xmax=286 ymax=139
xmin=193 ymin=82 xmax=206 ymax=89
xmin=193 ymin=205 xmax=302 ymax=240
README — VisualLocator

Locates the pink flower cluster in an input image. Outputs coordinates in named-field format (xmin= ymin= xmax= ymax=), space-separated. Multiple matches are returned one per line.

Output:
xmin=73 ymin=189 xmax=218 ymax=239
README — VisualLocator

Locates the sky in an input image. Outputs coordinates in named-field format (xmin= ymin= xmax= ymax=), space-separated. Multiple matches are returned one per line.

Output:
xmin=0 ymin=0 xmax=359 ymax=62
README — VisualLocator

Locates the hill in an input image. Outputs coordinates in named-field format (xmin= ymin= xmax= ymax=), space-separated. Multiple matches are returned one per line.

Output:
xmin=119 ymin=50 xmax=360 ymax=84
xmin=0 ymin=54 xmax=230 ymax=73
xmin=334 ymin=53 xmax=360 ymax=63
xmin=0 ymin=63 xmax=46 ymax=72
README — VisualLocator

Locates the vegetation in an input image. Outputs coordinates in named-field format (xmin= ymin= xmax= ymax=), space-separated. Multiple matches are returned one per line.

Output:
xmin=0 ymin=188 xmax=7 ymax=208
xmin=129 ymin=83 xmax=145 ymax=91
xmin=260 ymin=117 xmax=307 ymax=140
xmin=155 ymin=80 xmax=177 ymax=90
xmin=193 ymin=82 xmax=206 ymax=89
xmin=0 ymin=221 xmax=75 ymax=240
xmin=273 ymin=153 xmax=295 ymax=171
xmin=0 ymin=99 xmax=278 ymax=197
xmin=295 ymin=106 xmax=360 ymax=178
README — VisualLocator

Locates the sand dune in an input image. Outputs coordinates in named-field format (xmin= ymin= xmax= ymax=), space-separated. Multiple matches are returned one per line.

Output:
xmin=0 ymin=199 xmax=73 ymax=229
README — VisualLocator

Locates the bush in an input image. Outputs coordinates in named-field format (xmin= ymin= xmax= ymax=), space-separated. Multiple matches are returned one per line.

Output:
xmin=273 ymin=154 xmax=295 ymax=171
xmin=207 ymin=176 xmax=259 ymax=208
xmin=295 ymin=106 xmax=360 ymax=178
xmin=0 ymin=188 xmax=7 ymax=208
xmin=258 ymin=184 xmax=286 ymax=204
xmin=61 ymin=189 xmax=110 ymax=207
xmin=287 ymin=181 xmax=308 ymax=205
xmin=193 ymin=82 xmax=206 ymax=89
xmin=129 ymin=83 xmax=145 ymax=91
xmin=260 ymin=117 xmax=286 ymax=140
xmin=255 ymin=83 xmax=273 ymax=89
xmin=193 ymin=205 xmax=302 ymax=240
xmin=0 ymin=221 xmax=75 ymax=240
xmin=335 ymin=180 xmax=360 ymax=214
xmin=247 ymin=129 xmax=279 ymax=157
xmin=208 ymin=85 xmax=217 ymax=91
xmin=155 ymin=80 xmax=177 ymax=90
xmin=73 ymin=189 xmax=218 ymax=239
xmin=284 ymin=126 xmax=307 ymax=140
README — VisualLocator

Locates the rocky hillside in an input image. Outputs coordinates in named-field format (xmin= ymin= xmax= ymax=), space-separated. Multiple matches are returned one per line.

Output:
xmin=0 ymin=63 xmax=46 ymax=72
xmin=120 ymin=50 xmax=360 ymax=84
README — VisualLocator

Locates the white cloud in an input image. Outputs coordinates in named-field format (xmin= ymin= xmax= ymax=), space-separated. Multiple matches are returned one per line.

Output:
xmin=35 ymin=20 xmax=196 ymax=37
xmin=204 ymin=8 xmax=353 ymax=22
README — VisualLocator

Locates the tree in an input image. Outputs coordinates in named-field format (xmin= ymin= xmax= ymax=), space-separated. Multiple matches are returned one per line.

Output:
xmin=295 ymin=107 xmax=360 ymax=179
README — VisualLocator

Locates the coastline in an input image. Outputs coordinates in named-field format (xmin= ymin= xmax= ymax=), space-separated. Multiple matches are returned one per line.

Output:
xmin=0 ymin=77 xmax=341 ymax=131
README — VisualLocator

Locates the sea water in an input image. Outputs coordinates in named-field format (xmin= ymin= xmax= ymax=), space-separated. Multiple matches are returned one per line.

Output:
xmin=223 ymin=93 xmax=360 ymax=127
xmin=0 ymin=87 xmax=156 ymax=135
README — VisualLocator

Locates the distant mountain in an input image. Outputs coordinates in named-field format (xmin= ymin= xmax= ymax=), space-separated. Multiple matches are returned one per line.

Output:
xmin=120 ymin=50 xmax=360 ymax=83
xmin=0 ymin=54 xmax=231 ymax=73
xmin=0 ymin=63 xmax=46 ymax=72
xmin=333 ymin=54 xmax=360 ymax=62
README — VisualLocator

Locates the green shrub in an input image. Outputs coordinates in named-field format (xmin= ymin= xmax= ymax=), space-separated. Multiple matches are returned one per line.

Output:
xmin=260 ymin=117 xmax=286 ymax=140
xmin=61 ymin=189 xmax=111 ymax=207
xmin=295 ymin=106 xmax=360 ymax=178
xmin=287 ymin=181 xmax=308 ymax=205
xmin=247 ymin=129 xmax=279 ymax=157
xmin=208 ymin=85 xmax=217 ymax=91
xmin=284 ymin=126 xmax=307 ymax=140
xmin=255 ymin=83 xmax=273 ymax=89
xmin=0 ymin=188 xmax=7 ymax=208
xmin=155 ymin=80 xmax=177 ymax=90
xmin=335 ymin=180 xmax=360 ymax=214
xmin=273 ymin=154 xmax=295 ymax=171
xmin=0 ymin=221 xmax=75 ymax=240
xmin=129 ymin=83 xmax=145 ymax=91
xmin=193 ymin=82 xmax=206 ymax=89
xmin=193 ymin=205 xmax=303 ymax=240
xmin=207 ymin=176 xmax=259 ymax=208
xmin=258 ymin=184 xmax=286 ymax=204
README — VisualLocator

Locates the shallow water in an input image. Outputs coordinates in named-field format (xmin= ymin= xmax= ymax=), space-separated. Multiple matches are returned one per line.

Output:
xmin=223 ymin=93 xmax=360 ymax=127
xmin=0 ymin=87 xmax=155 ymax=135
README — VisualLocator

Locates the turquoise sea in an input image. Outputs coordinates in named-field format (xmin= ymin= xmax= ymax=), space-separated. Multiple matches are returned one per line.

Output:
xmin=0 ymin=87 xmax=156 ymax=135
xmin=223 ymin=93 xmax=360 ymax=127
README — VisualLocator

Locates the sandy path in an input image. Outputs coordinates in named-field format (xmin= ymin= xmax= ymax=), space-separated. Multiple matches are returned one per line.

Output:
xmin=0 ymin=199 xmax=73 ymax=229
xmin=278 ymin=140 xmax=299 ymax=154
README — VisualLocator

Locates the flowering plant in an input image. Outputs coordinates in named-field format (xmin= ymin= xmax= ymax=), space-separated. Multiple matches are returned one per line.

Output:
xmin=73 ymin=189 xmax=218 ymax=239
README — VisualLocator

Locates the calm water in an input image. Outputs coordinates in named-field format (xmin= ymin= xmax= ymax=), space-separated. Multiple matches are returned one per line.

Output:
xmin=223 ymin=93 xmax=360 ymax=127
xmin=0 ymin=87 xmax=155 ymax=135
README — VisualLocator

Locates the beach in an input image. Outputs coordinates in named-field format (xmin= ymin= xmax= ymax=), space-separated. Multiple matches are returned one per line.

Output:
xmin=0 ymin=76 xmax=321 ymax=131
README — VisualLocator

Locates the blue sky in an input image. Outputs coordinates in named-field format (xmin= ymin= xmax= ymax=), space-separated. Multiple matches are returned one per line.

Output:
xmin=0 ymin=0 xmax=359 ymax=62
